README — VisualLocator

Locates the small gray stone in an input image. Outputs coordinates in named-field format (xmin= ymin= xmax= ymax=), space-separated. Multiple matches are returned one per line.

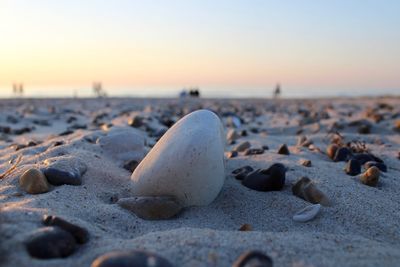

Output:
xmin=117 ymin=196 xmax=182 ymax=220
xmin=233 ymin=141 xmax=251 ymax=152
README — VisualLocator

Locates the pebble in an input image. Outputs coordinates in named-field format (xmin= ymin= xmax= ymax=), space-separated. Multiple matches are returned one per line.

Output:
xmin=131 ymin=110 xmax=225 ymax=207
xmin=262 ymin=145 xmax=269 ymax=150
xmin=227 ymin=116 xmax=242 ymax=128
xmin=333 ymin=147 xmax=352 ymax=162
xmin=292 ymin=177 xmax=331 ymax=206
xmin=128 ymin=115 xmax=143 ymax=128
xmin=277 ymin=144 xmax=290 ymax=155
xmin=358 ymin=124 xmax=371 ymax=134
xmin=19 ymin=168 xmax=50 ymax=194
xmin=97 ymin=128 xmax=145 ymax=162
xmin=326 ymin=144 xmax=338 ymax=160
xmin=345 ymin=159 xmax=361 ymax=176
xmin=25 ymin=226 xmax=76 ymax=259
xmin=300 ymin=159 xmax=312 ymax=167
xmin=91 ymin=250 xmax=174 ymax=267
xmin=232 ymin=166 xmax=254 ymax=180
xmin=43 ymin=168 xmax=82 ymax=186
xmin=232 ymin=251 xmax=273 ymax=267
xmin=352 ymin=153 xmax=383 ymax=165
xmin=233 ymin=141 xmax=251 ymax=152
xmin=238 ymin=224 xmax=252 ymax=231
xmin=118 ymin=196 xmax=182 ymax=220
xmin=360 ymin=166 xmax=380 ymax=187
xmin=297 ymin=135 xmax=312 ymax=147
xmin=43 ymin=156 xmax=87 ymax=184
xmin=242 ymin=163 xmax=286 ymax=191
xmin=227 ymin=151 xmax=238 ymax=158
xmin=243 ymin=148 xmax=264 ymax=156
xmin=364 ymin=161 xmax=387 ymax=172
xmin=227 ymin=129 xmax=240 ymax=142
xmin=239 ymin=130 xmax=248 ymax=137
xmin=123 ymin=160 xmax=139 ymax=172
xmin=293 ymin=204 xmax=321 ymax=222
xmin=42 ymin=215 xmax=89 ymax=244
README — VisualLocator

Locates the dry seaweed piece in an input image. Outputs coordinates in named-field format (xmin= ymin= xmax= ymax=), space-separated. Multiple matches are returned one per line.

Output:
xmin=0 ymin=155 xmax=22 ymax=179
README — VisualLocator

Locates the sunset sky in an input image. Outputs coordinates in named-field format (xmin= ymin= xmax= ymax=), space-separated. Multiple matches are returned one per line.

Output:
xmin=0 ymin=0 xmax=399 ymax=97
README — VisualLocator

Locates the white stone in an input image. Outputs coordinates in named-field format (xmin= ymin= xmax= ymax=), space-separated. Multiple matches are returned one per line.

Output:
xmin=131 ymin=109 xmax=225 ymax=207
xmin=97 ymin=127 xmax=145 ymax=162
xmin=293 ymin=204 xmax=321 ymax=222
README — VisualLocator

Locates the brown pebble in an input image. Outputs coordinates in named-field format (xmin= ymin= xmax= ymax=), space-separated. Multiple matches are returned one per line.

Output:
xmin=238 ymin=224 xmax=252 ymax=231
xmin=292 ymin=177 xmax=331 ymax=206
xmin=277 ymin=144 xmax=290 ymax=155
xmin=233 ymin=141 xmax=251 ymax=152
xmin=117 ymin=196 xmax=182 ymax=220
xmin=360 ymin=166 xmax=380 ymax=187
xmin=19 ymin=168 xmax=50 ymax=194
xmin=243 ymin=148 xmax=264 ymax=156
xmin=227 ymin=151 xmax=238 ymax=158
xmin=300 ymin=159 xmax=312 ymax=167
xmin=326 ymin=144 xmax=338 ymax=160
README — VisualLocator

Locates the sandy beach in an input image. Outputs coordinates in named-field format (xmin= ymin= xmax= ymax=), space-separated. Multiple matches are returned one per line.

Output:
xmin=1 ymin=97 xmax=400 ymax=267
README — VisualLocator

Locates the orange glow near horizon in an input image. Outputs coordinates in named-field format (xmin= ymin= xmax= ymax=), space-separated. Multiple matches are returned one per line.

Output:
xmin=0 ymin=1 xmax=399 ymax=92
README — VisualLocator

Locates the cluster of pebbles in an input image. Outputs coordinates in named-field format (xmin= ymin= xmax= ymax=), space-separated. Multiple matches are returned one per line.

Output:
xmin=0 ymin=97 xmax=400 ymax=266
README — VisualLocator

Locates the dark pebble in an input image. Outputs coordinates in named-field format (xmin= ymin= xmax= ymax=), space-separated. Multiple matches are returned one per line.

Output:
xmin=358 ymin=124 xmax=371 ymax=134
xmin=52 ymin=141 xmax=64 ymax=147
xmin=333 ymin=147 xmax=352 ymax=162
xmin=345 ymin=159 xmax=361 ymax=176
xmin=59 ymin=130 xmax=74 ymax=136
xmin=364 ymin=161 xmax=387 ymax=172
xmin=25 ymin=226 xmax=76 ymax=259
xmin=12 ymin=127 xmax=32 ymax=135
xmin=351 ymin=153 xmax=382 ymax=165
xmin=277 ymin=144 xmax=290 ymax=155
xmin=232 ymin=166 xmax=254 ymax=180
xmin=262 ymin=145 xmax=269 ymax=150
xmin=91 ymin=250 xmax=174 ymax=267
xmin=128 ymin=116 xmax=143 ymax=128
xmin=43 ymin=168 xmax=82 ymax=186
xmin=244 ymin=148 xmax=264 ymax=156
xmin=250 ymin=128 xmax=259 ymax=134
xmin=242 ymin=163 xmax=286 ymax=191
xmin=42 ymin=215 xmax=89 ymax=244
xmin=239 ymin=130 xmax=247 ymax=137
xmin=123 ymin=160 xmax=139 ymax=172
xmin=0 ymin=125 xmax=11 ymax=134
xmin=232 ymin=250 xmax=273 ymax=267
xmin=227 ymin=151 xmax=238 ymax=158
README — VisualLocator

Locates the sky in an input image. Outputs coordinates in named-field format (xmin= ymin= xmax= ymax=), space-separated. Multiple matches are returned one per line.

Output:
xmin=0 ymin=0 xmax=399 ymax=97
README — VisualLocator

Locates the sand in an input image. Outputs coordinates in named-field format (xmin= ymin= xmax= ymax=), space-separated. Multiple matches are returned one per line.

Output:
xmin=0 ymin=97 xmax=400 ymax=267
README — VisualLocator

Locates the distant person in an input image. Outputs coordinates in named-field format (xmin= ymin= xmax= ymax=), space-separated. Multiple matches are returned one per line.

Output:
xmin=12 ymin=83 xmax=24 ymax=97
xmin=93 ymin=82 xmax=107 ymax=98
xmin=179 ymin=90 xmax=188 ymax=98
xmin=273 ymin=83 xmax=281 ymax=99
xmin=12 ymin=83 xmax=17 ymax=96
xmin=189 ymin=88 xmax=200 ymax=98
xmin=19 ymin=84 xmax=24 ymax=96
